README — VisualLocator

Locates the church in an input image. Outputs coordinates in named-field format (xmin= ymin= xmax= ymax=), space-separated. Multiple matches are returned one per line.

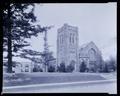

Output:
xmin=57 ymin=23 xmax=103 ymax=72
xmin=10 ymin=23 xmax=103 ymax=73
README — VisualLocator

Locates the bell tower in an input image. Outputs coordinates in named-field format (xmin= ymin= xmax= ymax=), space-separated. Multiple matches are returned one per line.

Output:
xmin=57 ymin=23 xmax=79 ymax=72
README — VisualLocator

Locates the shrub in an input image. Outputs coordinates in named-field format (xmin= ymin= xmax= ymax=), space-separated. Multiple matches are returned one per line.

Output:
xmin=58 ymin=62 xmax=66 ymax=72
xmin=103 ymin=57 xmax=117 ymax=72
xmin=66 ymin=64 xmax=74 ymax=72
xmin=90 ymin=67 xmax=97 ymax=72
xmin=39 ymin=68 xmax=43 ymax=72
xmin=98 ymin=64 xmax=104 ymax=72
xmin=33 ymin=67 xmax=39 ymax=72
xmin=103 ymin=63 xmax=109 ymax=73
xmin=79 ymin=61 xmax=87 ymax=72
xmin=48 ymin=65 xmax=55 ymax=72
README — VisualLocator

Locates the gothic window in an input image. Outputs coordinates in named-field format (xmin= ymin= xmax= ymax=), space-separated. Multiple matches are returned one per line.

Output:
xmin=59 ymin=36 xmax=61 ymax=44
xmin=88 ymin=48 xmax=96 ymax=61
xmin=60 ymin=35 xmax=62 ymax=44
xmin=62 ymin=35 xmax=64 ymax=43
xmin=61 ymin=35 xmax=62 ymax=44
xmin=60 ymin=35 xmax=64 ymax=44
xmin=70 ymin=34 xmax=71 ymax=43
xmin=72 ymin=34 xmax=74 ymax=44
xmin=60 ymin=35 xmax=61 ymax=44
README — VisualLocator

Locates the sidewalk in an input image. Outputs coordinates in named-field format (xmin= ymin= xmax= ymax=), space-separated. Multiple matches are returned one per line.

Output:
xmin=3 ymin=79 xmax=117 ymax=94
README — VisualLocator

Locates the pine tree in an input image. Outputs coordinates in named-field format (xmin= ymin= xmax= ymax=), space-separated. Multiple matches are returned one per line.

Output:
xmin=16 ymin=49 xmax=55 ymax=72
xmin=2 ymin=3 xmax=51 ymax=73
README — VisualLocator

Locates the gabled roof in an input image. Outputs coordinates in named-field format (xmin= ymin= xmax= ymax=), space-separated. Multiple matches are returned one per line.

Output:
xmin=79 ymin=42 xmax=90 ymax=50
xmin=79 ymin=41 xmax=102 ymax=55
xmin=79 ymin=41 xmax=95 ymax=49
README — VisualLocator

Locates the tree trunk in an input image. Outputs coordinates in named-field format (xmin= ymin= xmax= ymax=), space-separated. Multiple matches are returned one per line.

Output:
xmin=7 ymin=30 xmax=12 ymax=73
xmin=7 ymin=3 xmax=12 ymax=73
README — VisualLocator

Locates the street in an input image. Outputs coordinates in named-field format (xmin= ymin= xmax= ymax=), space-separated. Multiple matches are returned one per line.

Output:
xmin=3 ymin=80 xmax=117 ymax=94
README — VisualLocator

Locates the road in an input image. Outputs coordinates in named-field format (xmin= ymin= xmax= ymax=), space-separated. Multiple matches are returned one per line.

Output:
xmin=2 ymin=80 xmax=117 ymax=94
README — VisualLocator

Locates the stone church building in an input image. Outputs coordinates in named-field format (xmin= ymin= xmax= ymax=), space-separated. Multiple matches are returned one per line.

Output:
xmin=57 ymin=24 xmax=103 ymax=72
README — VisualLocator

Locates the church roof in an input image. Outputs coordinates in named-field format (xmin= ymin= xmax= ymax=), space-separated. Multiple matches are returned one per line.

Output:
xmin=79 ymin=42 xmax=90 ymax=50
xmin=79 ymin=41 xmax=102 ymax=55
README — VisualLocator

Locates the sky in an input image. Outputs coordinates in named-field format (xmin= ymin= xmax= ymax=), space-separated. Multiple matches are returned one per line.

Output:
xmin=28 ymin=3 xmax=117 ymax=61
xmin=4 ymin=3 xmax=117 ymax=62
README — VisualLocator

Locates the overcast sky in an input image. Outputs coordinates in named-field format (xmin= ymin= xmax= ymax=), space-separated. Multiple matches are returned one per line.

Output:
xmin=7 ymin=3 xmax=116 ymax=62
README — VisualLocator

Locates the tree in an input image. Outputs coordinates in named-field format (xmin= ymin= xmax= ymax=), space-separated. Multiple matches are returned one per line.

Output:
xmin=98 ymin=64 xmax=104 ymax=72
xmin=2 ymin=3 xmax=51 ymax=73
xmin=108 ymin=56 xmax=116 ymax=72
xmin=79 ymin=61 xmax=87 ymax=72
xmin=41 ymin=51 xmax=55 ymax=72
xmin=17 ymin=49 xmax=55 ymax=72
xmin=103 ymin=62 xmax=109 ymax=73
xmin=102 ymin=56 xmax=116 ymax=73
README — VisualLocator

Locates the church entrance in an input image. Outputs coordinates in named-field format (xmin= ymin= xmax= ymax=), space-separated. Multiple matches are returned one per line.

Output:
xmin=88 ymin=48 xmax=97 ymax=72
xmin=89 ymin=61 xmax=97 ymax=72
xmin=79 ymin=61 xmax=87 ymax=72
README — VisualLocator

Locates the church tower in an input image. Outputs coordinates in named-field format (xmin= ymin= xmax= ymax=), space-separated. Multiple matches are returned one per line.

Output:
xmin=57 ymin=23 xmax=79 ymax=72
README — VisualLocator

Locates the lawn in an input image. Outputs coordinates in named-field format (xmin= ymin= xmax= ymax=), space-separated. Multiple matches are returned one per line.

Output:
xmin=3 ymin=72 xmax=116 ymax=87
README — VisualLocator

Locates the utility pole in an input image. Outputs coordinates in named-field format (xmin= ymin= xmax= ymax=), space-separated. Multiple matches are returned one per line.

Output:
xmin=44 ymin=30 xmax=49 ymax=72
xmin=43 ymin=26 xmax=53 ymax=72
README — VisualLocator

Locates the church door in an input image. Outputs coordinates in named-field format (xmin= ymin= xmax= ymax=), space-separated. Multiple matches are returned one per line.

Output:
xmin=88 ymin=48 xmax=97 ymax=72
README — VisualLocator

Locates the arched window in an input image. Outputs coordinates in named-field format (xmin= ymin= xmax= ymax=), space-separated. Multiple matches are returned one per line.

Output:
xmin=62 ymin=35 xmax=64 ymax=43
xmin=88 ymin=48 xmax=96 ymax=61
xmin=72 ymin=34 xmax=75 ymax=44
xmin=61 ymin=35 xmax=62 ymax=44
xmin=59 ymin=35 xmax=61 ymax=44
xmin=60 ymin=35 xmax=62 ymax=44
xmin=70 ymin=33 xmax=72 ymax=44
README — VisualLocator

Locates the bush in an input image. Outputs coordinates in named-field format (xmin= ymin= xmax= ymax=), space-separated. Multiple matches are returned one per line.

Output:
xmin=103 ymin=63 xmax=109 ymax=73
xmin=79 ymin=61 xmax=87 ymax=72
xmin=33 ymin=67 xmax=39 ymax=72
xmin=98 ymin=64 xmax=104 ymax=72
xmin=33 ymin=67 xmax=43 ymax=72
xmin=66 ymin=64 xmax=74 ymax=72
xmin=90 ymin=67 xmax=97 ymax=72
xmin=103 ymin=57 xmax=117 ymax=72
xmin=58 ymin=62 xmax=66 ymax=72
xmin=108 ymin=61 xmax=116 ymax=72
xmin=48 ymin=65 xmax=55 ymax=72
xmin=39 ymin=68 xmax=43 ymax=72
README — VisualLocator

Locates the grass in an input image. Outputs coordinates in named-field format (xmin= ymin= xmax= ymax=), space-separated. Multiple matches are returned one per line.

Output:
xmin=3 ymin=72 xmax=108 ymax=87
